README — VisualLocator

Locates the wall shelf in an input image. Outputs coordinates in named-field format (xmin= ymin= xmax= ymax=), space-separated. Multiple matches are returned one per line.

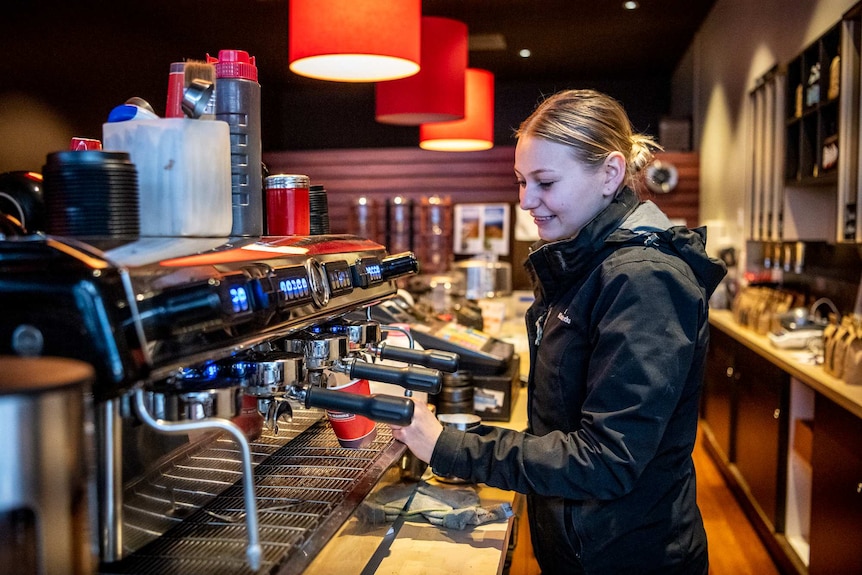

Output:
xmin=785 ymin=24 xmax=841 ymax=185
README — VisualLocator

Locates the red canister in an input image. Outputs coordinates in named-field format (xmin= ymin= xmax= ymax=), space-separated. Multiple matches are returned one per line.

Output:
xmin=265 ymin=174 xmax=310 ymax=235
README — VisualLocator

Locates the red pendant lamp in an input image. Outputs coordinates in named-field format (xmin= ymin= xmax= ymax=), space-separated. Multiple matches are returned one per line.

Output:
xmin=420 ymin=68 xmax=495 ymax=151
xmin=288 ymin=0 xmax=421 ymax=82
xmin=375 ymin=16 xmax=468 ymax=125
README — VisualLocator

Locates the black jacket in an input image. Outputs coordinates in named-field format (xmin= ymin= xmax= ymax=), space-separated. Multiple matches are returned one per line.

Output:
xmin=430 ymin=187 xmax=727 ymax=574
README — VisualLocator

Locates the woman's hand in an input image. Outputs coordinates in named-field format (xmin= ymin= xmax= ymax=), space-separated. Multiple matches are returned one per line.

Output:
xmin=388 ymin=395 xmax=444 ymax=464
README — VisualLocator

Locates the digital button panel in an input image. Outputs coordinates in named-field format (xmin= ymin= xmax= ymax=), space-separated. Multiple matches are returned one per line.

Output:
xmin=352 ymin=256 xmax=384 ymax=288
xmin=323 ymin=260 xmax=354 ymax=296
xmin=219 ymin=274 xmax=255 ymax=319
xmin=272 ymin=265 xmax=313 ymax=308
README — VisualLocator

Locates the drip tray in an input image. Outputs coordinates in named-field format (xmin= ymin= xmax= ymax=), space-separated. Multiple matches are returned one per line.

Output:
xmin=101 ymin=412 xmax=404 ymax=575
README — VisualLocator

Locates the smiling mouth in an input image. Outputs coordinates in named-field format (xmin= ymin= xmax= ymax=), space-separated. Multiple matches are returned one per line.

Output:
xmin=533 ymin=214 xmax=555 ymax=223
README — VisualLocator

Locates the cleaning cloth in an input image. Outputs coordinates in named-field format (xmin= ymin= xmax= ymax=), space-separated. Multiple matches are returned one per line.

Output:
xmin=358 ymin=480 xmax=513 ymax=530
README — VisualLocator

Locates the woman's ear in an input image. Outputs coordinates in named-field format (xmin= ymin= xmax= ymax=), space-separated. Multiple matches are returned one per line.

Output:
xmin=602 ymin=151 xmax=627 ymax=197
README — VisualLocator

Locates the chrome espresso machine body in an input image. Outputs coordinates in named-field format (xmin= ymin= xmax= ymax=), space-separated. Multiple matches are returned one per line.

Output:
xmin=0 ymin=233 xmax=455 ymax=575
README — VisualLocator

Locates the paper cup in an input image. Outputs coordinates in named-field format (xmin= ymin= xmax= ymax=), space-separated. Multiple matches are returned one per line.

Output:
xmin=325 ymin=378 xmax=377 ymax=449
xmin=231 ymin=393 xmax=264 ymax=441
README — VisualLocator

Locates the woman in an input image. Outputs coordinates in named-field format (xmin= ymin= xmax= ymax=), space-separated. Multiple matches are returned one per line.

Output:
xmin=391 ymin=89 xmax=726 ymax=574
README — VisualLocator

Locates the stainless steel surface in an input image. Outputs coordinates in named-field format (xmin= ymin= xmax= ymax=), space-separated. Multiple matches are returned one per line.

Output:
xmin=0 ymin=357 xmax=97 ymax=575
xmin=99 ymin=416 xmax=404 ymax=575
xmin=455 ymin=259 xmax=513 ymax=300
xmin=438 ymin=412 xmax=482 ymax=431
xmin=151 ymin=386 xmax=243 ymax=422
xmin=0 ymin=234 xmax=421 ymax=572
xmin=133 ymin=388 xmax=263 ymax=571
xmin=241 ymin=352 xmax=305 ymax=396
xmin=97 ymin=398 xmax=123 ymax=562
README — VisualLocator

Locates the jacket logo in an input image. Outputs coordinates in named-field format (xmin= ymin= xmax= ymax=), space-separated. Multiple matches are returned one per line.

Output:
xmin=557 ymin=311 xmax=571 ymax=324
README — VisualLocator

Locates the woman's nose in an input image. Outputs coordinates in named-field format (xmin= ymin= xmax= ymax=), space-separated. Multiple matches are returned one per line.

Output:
xmin=519 ymin=186 xmax=538 ymax=210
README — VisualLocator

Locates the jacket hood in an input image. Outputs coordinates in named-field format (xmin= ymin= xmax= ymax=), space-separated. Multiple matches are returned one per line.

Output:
xmin=526 ymin=187 xmax=727 ymax=300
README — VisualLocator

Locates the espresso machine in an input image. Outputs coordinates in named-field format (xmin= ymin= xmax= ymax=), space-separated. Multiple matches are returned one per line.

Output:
xmin=0 ymin=232 xmax=458 ymax=575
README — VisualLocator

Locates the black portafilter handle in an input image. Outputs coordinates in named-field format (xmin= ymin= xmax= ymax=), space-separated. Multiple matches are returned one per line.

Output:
xmin=345 ymin=359 xmax=443 ymax=395
xmin=379 ymin=251 xmax=420 ymax=280
xmin=377 ymin=342 xmax=460 ymax=373
xmin=304 ymin=386 xmax=414 ymax=425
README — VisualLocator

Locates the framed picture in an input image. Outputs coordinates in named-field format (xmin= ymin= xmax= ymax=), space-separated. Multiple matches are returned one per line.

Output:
xmin=454 ymin=203 xmax=511 ymax=256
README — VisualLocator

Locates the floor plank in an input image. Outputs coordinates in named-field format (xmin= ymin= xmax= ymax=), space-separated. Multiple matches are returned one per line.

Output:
xmin=508 ymin=424 xmax=781 ymax=575
xmin=694 ymin=425 xmax=781 ymax=575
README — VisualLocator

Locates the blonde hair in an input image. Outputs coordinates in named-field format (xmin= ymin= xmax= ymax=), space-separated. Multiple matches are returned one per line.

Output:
xmin=515 ymin=89 xmax=660 ymax=188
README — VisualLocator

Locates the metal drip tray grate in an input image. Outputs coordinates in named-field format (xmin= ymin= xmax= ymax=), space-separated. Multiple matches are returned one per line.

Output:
xmin=101 ymin=412 xmax=403 ymax=575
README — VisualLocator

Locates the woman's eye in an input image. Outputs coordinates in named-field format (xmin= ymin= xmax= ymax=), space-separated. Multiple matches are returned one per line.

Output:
xmin=515 ymin=179 xmax=525 ymax=187
xmin=539 ymin=181 xmax=554 ymax=189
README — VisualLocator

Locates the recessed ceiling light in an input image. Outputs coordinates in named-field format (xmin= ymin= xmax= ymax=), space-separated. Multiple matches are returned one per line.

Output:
xmin=519 ymin=49 xmax=532 ymax=58
xmin=623 ymin=1 xmax=639 ymax=9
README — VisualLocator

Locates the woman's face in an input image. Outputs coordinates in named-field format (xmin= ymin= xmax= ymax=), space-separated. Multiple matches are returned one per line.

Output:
xmin=515 ymin=136 xmax=621 ymax=242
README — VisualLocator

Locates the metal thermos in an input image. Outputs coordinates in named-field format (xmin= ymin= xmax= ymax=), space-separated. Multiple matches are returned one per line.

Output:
xmin=209 ymin=49 xmax=263 ymax=237
xmin=0 ymin=356 xmax=96 ymax=575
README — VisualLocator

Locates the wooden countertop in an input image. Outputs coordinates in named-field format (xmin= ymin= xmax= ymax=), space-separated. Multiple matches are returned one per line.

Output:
xmin=709 ymin=309 xmax=862 ymax=419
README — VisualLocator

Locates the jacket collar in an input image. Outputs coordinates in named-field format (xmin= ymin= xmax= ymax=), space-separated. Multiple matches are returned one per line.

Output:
xmin=525 ymin=186 xmax=727 ymax=302
xmin=526 ymin=187 xmax=641 ymax=301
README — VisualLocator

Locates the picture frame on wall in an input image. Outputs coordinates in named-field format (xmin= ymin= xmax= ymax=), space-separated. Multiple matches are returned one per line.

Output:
xmin=454 ymin=203 xmax=511 ymax=256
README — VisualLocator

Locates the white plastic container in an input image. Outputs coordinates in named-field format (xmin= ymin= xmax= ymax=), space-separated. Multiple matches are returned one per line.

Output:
xmin=103 ymin=118 xmax=232 ymax=237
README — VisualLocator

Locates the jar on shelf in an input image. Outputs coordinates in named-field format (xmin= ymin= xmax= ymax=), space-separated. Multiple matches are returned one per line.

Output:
xmin=416 ymin=195 xmax=453 ymax=274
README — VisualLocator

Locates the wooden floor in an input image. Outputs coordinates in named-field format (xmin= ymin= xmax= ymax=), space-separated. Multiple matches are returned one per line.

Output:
xmin=694 ymin=425 xmax=781 ymax=575
xmin=508 ymin=423 xmax=781 ymax=575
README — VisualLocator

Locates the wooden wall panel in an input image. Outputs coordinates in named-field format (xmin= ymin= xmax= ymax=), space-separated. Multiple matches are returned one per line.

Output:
xmin=264 ymin=148 xmax=699 ymax=229
xmin=264 ymin=147 xmax=517 ymax=243
xmin=263 ymin=146 xmax=700 ymax=288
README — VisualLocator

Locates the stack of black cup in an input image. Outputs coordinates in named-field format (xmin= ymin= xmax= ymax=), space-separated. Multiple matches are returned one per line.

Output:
xmin=42 ymin=150 xmax=140 ymax=241
xmin=309 ymin=184 xmax=330 ymax=235
xmin=432 ymin=370 xmax=474 ymax=415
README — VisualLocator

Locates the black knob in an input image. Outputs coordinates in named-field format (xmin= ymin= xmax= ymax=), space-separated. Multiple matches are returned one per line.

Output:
xmin=378 ymin=343 xmax=459 ymax=373
xmin=379 ymin=252 xmax=419 ymax=280
xmin=304 ymin=386 xmax=414 ymax=425
xmin=347 ymin=360 xmax=443 ymax=394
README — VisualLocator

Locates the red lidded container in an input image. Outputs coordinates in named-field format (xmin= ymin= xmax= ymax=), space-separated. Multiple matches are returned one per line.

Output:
xmin=265 ymin=174 xmax=310 ymax=236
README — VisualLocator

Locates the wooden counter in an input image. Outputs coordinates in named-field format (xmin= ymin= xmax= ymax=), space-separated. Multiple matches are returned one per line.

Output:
xmin=706 ymin=309 xmax=862 ymax=575
xmin=709 ymin=309 xmax=862 ymax=419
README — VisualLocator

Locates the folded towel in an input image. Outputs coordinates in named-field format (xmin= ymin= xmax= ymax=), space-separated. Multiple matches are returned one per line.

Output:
xmin=358 ymin=480 xmax=514 ymax=530
xmin=356 ymin=481 xmax=416 ymax=523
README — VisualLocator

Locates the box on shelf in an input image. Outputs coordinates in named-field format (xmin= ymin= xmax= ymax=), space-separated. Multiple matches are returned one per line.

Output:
xmin=473 ymin=353 xmax=521 ymax=422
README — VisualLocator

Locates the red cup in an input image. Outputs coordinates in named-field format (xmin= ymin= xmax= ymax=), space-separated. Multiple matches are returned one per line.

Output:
xmin=69 ymin=137 xmax=102 ymax=151
xmin=266 ymin=174 xmax=310 ymax=236
xmin=325 ymin=378 xmax=377 ymax=449
xmin=232 ymin=393 xmax=264 ymax=441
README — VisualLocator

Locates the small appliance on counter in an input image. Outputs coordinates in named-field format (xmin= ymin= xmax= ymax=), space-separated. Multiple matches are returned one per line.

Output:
xmin=360 ymin=293 xmax=520 ymax=421
xmin=768 ymin=298 xmax=837 ymax=350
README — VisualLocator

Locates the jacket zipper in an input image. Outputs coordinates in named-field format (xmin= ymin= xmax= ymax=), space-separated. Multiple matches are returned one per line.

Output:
xmin=535 ymin=311 xmax=549 ymax=346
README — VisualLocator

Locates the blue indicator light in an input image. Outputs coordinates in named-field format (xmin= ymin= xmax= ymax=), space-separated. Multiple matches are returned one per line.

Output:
xmin=229 ymin=286 xmax=250 ymax=313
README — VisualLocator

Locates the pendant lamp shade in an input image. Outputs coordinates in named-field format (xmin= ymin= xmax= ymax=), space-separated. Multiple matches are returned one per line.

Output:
xmin=288 ymin=0 xmax=421 ymax=82
xmin=420 ymin=68 xmax=495 ymax=152
xmin=375 ymin=16 xmax=468 ymax=125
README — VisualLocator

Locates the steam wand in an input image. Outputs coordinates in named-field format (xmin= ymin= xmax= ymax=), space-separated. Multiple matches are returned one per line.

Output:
xmin=132 ymin=387 xmax=262 ymax=571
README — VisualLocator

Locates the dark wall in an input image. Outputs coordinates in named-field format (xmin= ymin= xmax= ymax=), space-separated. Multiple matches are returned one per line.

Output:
xmin=0 ymin=1 xmax=672 ymax=161
xmin=262 ymin=75 xmax=672 ymax=152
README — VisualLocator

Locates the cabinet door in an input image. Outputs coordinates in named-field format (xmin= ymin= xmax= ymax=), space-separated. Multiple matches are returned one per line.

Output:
xmin=809 ymin=395 xmax=862 ymax=575
xmin=702 ymin=328 xmax=736 ymax=460
xmin=733 ymin=344 xmax=789 ymax=531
